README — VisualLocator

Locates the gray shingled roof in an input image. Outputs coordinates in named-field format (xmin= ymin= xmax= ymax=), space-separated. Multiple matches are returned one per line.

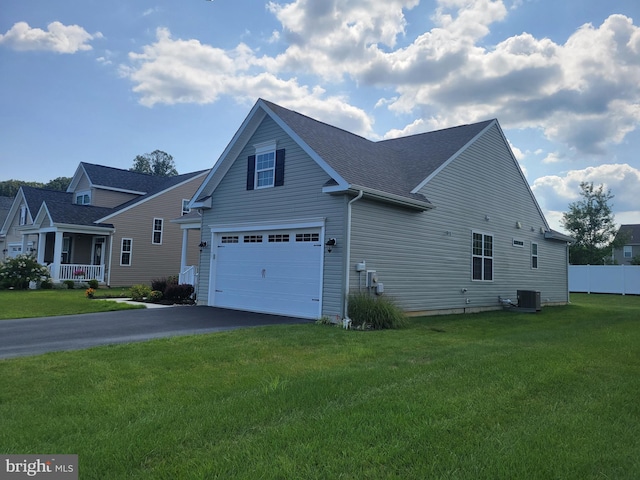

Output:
xmin=616 ymin=224 xmax=640 ymax=244
xmin=0 ymin=196 xmax=13 ymax=226
xmin=19 ymin=168 xmax=206 ymax=228
xmin=20 ymin=186 xmax=114 ymax=227
xmin=261 ymin=99 xmax=494 ymax=203
xmin=81 ymin=163 xmax=169 ymax=193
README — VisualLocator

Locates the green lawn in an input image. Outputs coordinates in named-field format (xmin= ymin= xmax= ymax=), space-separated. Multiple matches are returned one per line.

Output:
xmin=0 ymin=288 xmax=142 ymax=319
xmin=1 ymin=293 xmax=639 ymax=479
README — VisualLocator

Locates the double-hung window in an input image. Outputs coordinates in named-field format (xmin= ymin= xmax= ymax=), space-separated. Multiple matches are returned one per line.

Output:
xmin=121 ymin=238 xmax=132 ymax=266
xmin=247 ymin=141 xmax=285 ymax=190
xmin=472 ymin=232 xmax=493 ymax=281
xmin=531 ymin=242 xmax=539 ymax=269
xmin=623 ymin=246 xmax=632 ymax=258
xmin=182 ymin=199 xmax=190 ymax=216
xmin=256 ymin=150 xmax=275 ymax=188
xmin=152 ymin=218 xmax=163 ymax=245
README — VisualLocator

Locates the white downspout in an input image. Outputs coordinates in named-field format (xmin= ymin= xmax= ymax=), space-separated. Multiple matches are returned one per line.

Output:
xmin=343 ymin=190 xmax=364 ymax=321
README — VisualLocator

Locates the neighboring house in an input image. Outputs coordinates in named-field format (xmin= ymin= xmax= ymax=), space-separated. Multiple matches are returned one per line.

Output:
xmin=612 ymin=224 xmax=640 ymax=265
xmin=185 ymin=99 xmax=573 ymax=320
xmin=0 ymin=163 xmax=209 ymax=286
xmin=0 ymin=196 xmax=15 ymax=258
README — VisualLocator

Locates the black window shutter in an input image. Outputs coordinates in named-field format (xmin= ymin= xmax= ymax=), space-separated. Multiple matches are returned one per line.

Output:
xmin=246 ymin=155 xmax=256 ymax=190
xmin=274 ymin=149 xmax=285 ymax=187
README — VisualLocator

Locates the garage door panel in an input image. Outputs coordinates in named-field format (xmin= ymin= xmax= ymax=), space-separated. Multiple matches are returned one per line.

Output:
xmin=212 ymin=228 xmax=322 ymax=318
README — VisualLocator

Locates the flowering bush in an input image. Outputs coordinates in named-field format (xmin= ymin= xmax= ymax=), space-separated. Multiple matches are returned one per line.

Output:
xmin=85 ymin=288 xmax=95 ymax=299
xmin=0 ymin=254 xmax=51 ymax=289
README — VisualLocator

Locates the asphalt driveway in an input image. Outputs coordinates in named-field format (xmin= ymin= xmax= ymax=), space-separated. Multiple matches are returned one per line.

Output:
xmin=0 ymin=306 xmax=310 ymax=360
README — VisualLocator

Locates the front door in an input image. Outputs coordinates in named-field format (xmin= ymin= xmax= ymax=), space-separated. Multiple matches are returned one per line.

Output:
xmin=92 ymin=237 xmax=105 ymax=265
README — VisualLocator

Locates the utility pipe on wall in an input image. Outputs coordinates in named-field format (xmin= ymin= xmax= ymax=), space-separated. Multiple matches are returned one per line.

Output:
xmin=343 ymin=190 xmax=364 ymax=320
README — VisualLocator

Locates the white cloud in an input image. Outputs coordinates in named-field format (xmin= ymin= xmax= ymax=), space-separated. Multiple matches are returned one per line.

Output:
xmin=119 ymin=0 xmax=640 ymax=160
xmin=531 ymin=164 xmax=640 ymax=229
xmin=381 ymin=12 xmax=640 ymax=155
xmin=542 ymin=152 xmax=564 ymax=164
xmin=383 ymin=118 xmax=426 ymax=139
xmin=119 ymin=27 xmax=375 ymax=136
xmin=0 ymin=21 xmax=100 ymax=53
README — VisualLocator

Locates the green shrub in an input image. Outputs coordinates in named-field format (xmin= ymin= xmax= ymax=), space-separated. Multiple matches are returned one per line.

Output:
xmin=347 ymin=292 xmax=407 ymax=330
xmin=0 ymin=254 xmax=51 ymax=289
xmin=40 ymin=279 xmax=53 ymax=289
xmin=63 ymin=280 xmax=75 ymax=289
xmin=151 ymin=276 xmax=178 ymax=294
xmin=130 ymin=284 xmax=152 ymax=301
xmin=148 ymin=290 xmax=163 ymax=303
xmin=163 ymin=284 xmax=195 ymax=304
xmin=87 ymin=279 xmax=99 ymax=289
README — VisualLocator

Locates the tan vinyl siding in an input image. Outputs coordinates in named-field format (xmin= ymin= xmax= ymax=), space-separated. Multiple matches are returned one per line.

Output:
xmin=349 ymin=123 xmax=569 ymax=313
xmin=75 ymin=175 xmax=91 ymax=192
xmin=92 ymin=189 xmax=140 ymax=208
xmin=107 ymin=178 xmax=204 ymax=286
xmin=198 ymin=115 xmax=347 ymax=318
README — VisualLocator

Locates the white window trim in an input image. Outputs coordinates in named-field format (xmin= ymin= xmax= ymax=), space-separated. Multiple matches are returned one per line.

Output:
xmin=471 ymin=231 xmax=494 ymax=282
xmin=512 ymin=238 xmax=524 ymax=247
xmin=75 ymin=190 xmax=91 ymax=205
xmin=120 ymin=238 xmax=133 ymax=266
xmin=623 ymin=245 xmax=632 ymax=258
xmin=152 ymin=218 xmax=163 ymax=245
xmin=254 ymin=140 xmax=277 ymax=190
xmin=182 ymin=199 xmax=191 ymax=216
xmin=531 ymin=242 xmax=539 ymax=270
xmin=19 ymin=205 xmax=27 ymax=226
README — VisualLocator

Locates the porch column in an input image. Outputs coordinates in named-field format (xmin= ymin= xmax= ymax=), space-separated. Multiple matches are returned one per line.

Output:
xmin=21 ymin=234 xmax=29 ymax=256
xmin=37 ymin=233 xmax=46 ymax=264
xmin=180 ymin=228 xmax=189 ymax=275
xmin=51 ymin=231 xmax=64 ymax=282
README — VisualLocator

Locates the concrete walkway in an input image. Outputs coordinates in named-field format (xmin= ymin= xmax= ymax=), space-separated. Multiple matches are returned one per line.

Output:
xmin=0 ymin=306 xmax=309 ymax=360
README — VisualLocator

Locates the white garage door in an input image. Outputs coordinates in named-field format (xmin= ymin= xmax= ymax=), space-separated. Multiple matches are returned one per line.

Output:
xmin=211 ymin=229 xmax=323 ymax=319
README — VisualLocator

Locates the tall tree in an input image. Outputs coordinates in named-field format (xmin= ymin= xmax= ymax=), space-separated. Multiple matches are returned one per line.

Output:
xmin=0 ymin=180 xmax=43 ymax=197
xmin=561 ymin=182 xmax=618 ymax=265
xmin=130 ymin=150 xmax=178 ymax=177
xmin=43 ymin=177 xmax=72 ymax=191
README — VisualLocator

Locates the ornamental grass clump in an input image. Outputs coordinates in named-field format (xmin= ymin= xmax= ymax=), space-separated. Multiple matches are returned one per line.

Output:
xmin=347 ymin=292 xmax=407 ymax=330
xmin=0 ymin=254 xmax=50 ymax=289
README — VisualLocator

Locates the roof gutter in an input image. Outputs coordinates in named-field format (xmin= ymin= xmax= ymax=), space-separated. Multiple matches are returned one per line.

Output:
xmin=343 ymin=190 xmax=364 ymax=321
xmin=324 ymin=185 xmax=432 ymax=211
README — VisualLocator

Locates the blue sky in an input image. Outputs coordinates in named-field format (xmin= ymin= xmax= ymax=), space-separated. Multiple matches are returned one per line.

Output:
xmin=1 ymin=0 xmax=639 ymax=232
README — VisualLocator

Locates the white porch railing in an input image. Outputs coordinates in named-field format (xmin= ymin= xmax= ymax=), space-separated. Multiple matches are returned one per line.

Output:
xmin=51 ymin=264 xmax=105 ymax=282
xmin=179 ymin=265 xmax=197 ymax=286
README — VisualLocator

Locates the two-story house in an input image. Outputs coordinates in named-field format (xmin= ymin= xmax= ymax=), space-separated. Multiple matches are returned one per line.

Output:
xmin=612 ymin=224 xmax=640 ymax=265
xmin=1 ymin=163 xmax=208 ymax=286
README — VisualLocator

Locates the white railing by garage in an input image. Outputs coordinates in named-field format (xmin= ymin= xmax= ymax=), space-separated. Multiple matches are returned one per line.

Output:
xmin=54 ymin=264 xmax=105 ymax=282
xmin=179 ymin=265 xmax=198 ymax=286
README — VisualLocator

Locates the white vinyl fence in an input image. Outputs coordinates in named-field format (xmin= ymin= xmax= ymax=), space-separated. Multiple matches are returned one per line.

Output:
xmin=569 ymin=265 xmax=640 ymax=295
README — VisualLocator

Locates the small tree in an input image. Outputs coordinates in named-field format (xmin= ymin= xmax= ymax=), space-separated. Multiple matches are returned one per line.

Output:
xmin=0 ymin=254 xmax=51 ymax=289
xmin=130 ymin=150 xmax=178 ymax=177
xmin=561 ymin=182 xmax=618 ymax=265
